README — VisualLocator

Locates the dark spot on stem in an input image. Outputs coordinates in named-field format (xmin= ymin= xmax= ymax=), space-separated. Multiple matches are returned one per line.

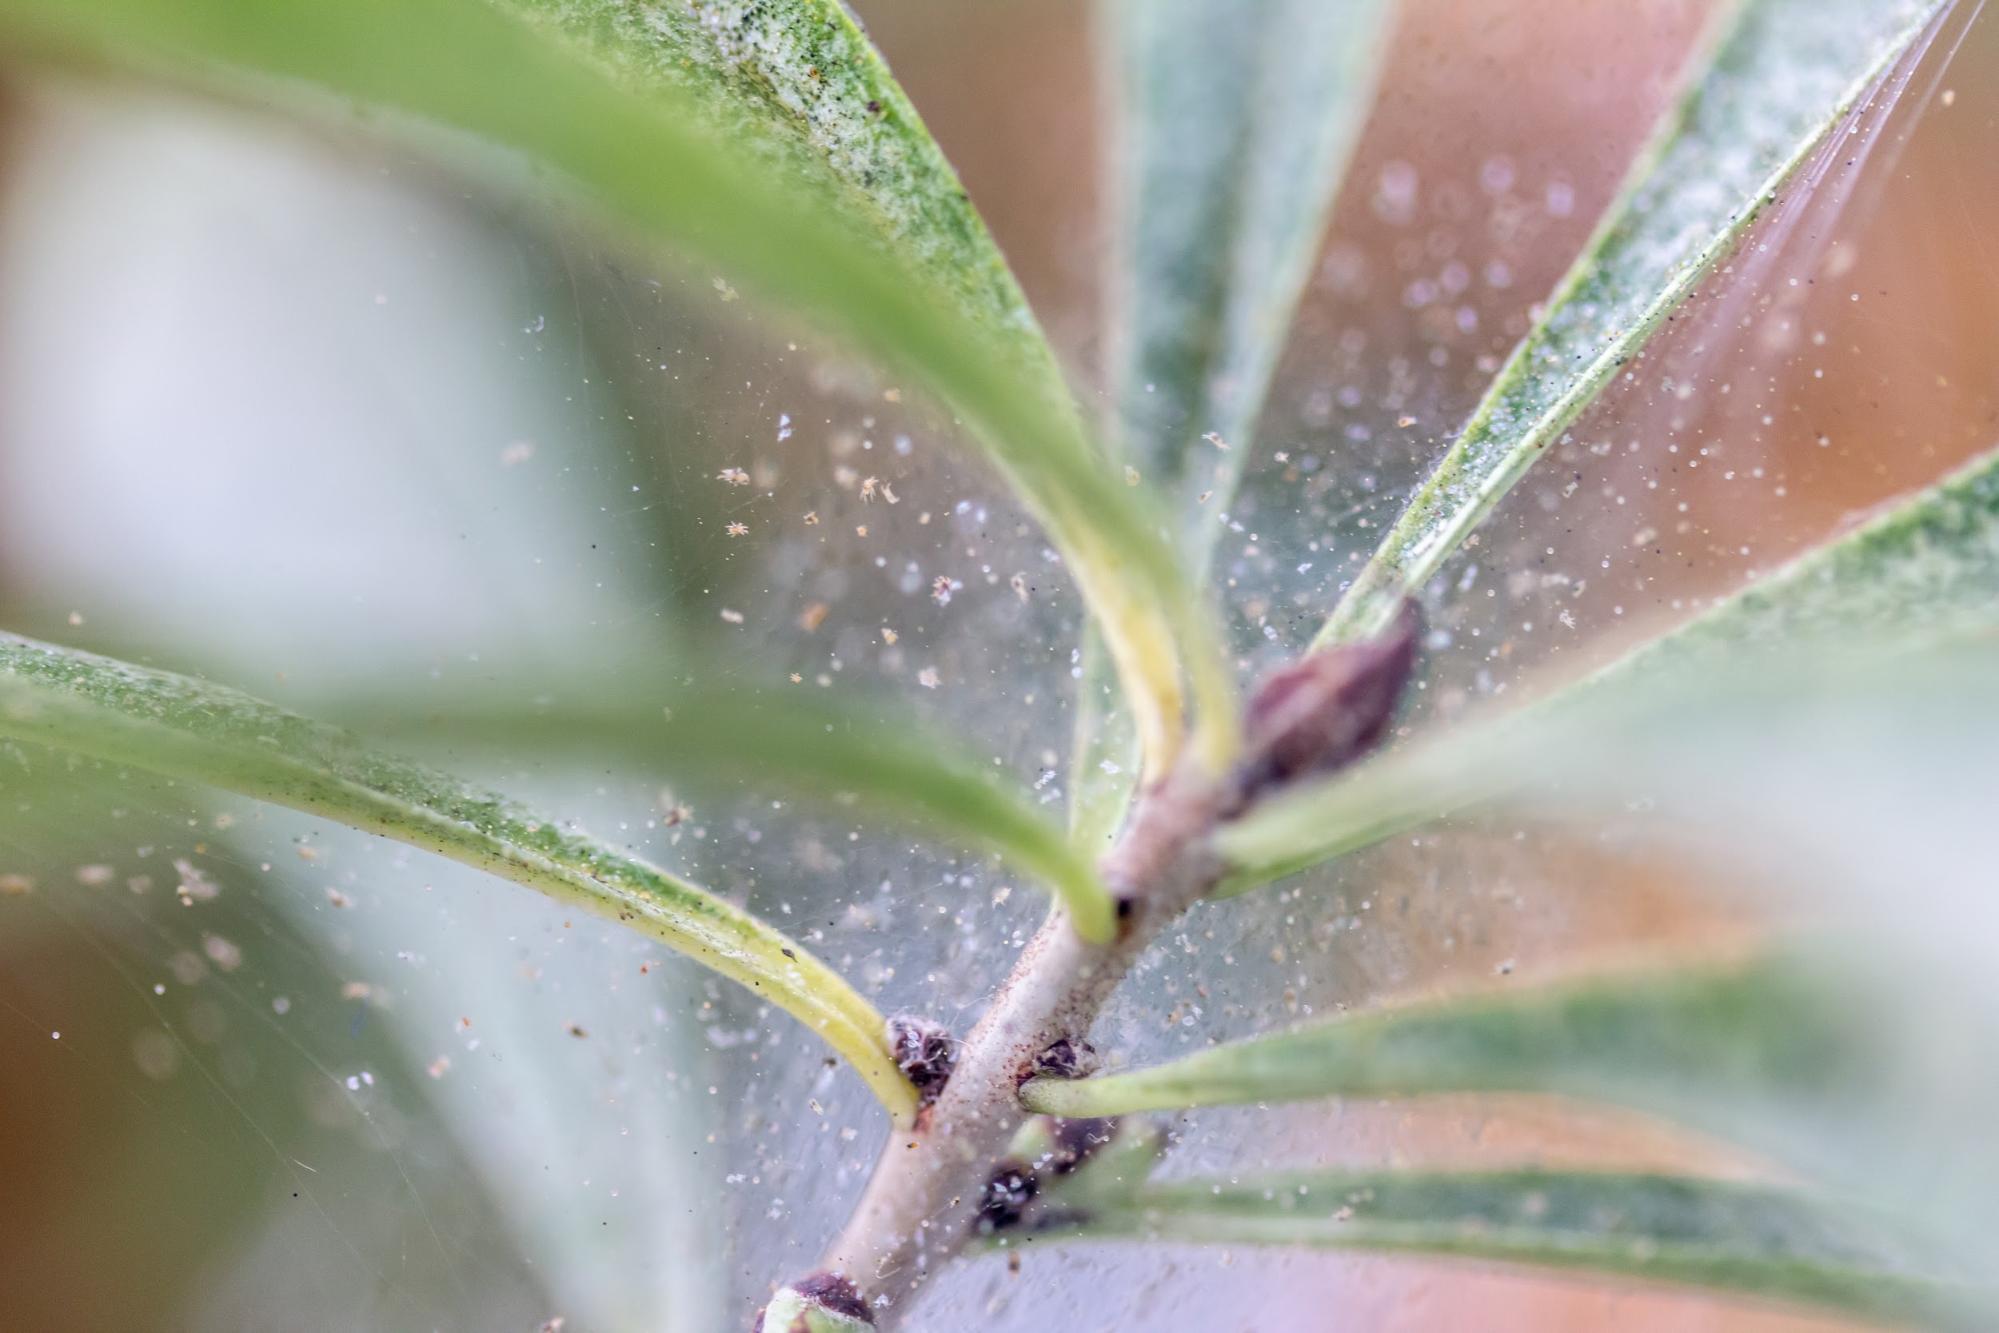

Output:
xmin=886 ymin=1014 xmax=957 ymax=1107
xmin=1029 ymin=1037 xmax=1097 ymax=1082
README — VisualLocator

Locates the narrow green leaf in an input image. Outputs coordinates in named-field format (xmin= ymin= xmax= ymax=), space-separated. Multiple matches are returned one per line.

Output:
xmin=1104 ymin=0 xmax=1391 ymax=546
xmin=1069 ymin=0 xmax=1391 ymax=836
xmin=1022 ymin=944 xmax=1999 ymax=1259
xmin=1316 ymin=0 xmax=1948 ymax=648
xmin=0 ymin=632 xmax=918 ymax=1120
xmin=0 ymin=0 xmax=1232 ymax=780
xmin=1218 ymin=438 xmax=1999 ymax=890
xmin=1022 ymin=949 xmax=1870 ymax=1121
xmin=345 ymin=677 xmax=1117 ymax=943
xmin=1031 ymin=1168 xmax=1987 ymax=1326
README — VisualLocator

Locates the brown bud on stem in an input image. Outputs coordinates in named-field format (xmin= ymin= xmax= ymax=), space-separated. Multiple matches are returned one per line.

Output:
xmin=1233 ymin=599 xmax=1421 ymax=806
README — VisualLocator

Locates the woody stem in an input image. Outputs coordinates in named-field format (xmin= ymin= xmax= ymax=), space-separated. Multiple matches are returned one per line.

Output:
xmin=814 ymin=756 xmax=1229 ymax=1327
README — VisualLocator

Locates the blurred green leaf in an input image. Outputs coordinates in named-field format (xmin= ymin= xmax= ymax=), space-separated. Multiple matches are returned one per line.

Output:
xmin=1219 ymin=439 xmax=1999 ymax=890
xmin=1103 ymin=0 xmax=1391 ymax=547
xmin=1028 ymin=1167 xmax=1987 ymax=1326
xmin=1024 ymin=944 xmax=1999 ymax=1269
xmin=0 ymin=0 xmax=1232 ymax=781
xmin=344 ymin=675 xmax=1117 ymax=943
xmin=0 ymin=632 xmax=918 ymax=1119
xmin=1316 ymin=0 xmax=1949 ymax=648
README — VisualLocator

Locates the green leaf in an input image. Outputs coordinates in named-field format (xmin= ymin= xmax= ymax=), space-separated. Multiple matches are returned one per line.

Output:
xmin=0 ymin=0 xmax=1232 ymax=782
xmin=1030 ymin=1168 xmax=1988 ymax=1326
xmin=1022 ymin=945 xmax=1999 ymax=1260
xmin=1104 ymin=0 xmax=1391 ymax=546
xmin=1068 ymin=0 xmax=1391 ymax=837
xmin=1021 ymin=948 xmax=1878 ymax=1120
xmin=1315 ymin=0 xmax=1949 ymax=648
xmin=0 ymin=632 xmax=919 ymax=1121
xmin=1217 ymin=438 xmax=1999 ymax=890
xmin=340 ymin=675 xmax=1117 ymax=943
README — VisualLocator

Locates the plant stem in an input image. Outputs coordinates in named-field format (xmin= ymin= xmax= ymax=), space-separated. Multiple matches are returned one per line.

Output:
xmin=795 ymin=609 xmax=1420 ymax=1328
xmin=816 ymin=759 xmax=1229 ymax=1326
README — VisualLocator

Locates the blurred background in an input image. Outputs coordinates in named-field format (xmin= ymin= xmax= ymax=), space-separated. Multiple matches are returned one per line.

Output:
xmin=1 ymin=0 xmax=1994 ymax=1328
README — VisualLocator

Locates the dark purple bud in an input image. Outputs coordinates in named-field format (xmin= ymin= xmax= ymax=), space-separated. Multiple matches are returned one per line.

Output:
xmin=1236 ymin=600 xmax=1420 ymax=802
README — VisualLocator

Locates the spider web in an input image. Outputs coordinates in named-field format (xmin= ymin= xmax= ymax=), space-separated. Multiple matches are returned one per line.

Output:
xmin=0 ymin=5 xmax=1994 ymax=1327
